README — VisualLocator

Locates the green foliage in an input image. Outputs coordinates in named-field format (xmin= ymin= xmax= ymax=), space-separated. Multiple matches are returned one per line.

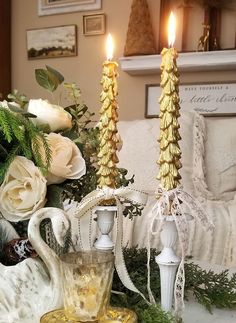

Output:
xmin=111 ymin=249 xmax=173 ymax=323
xmin=112 ymin=248 xmax=160 ymax=299
xmin=7 ymin=89 xmax=28 ymax=109
xmin=64 ymin=82 xmax=81 ymax=103
xmin=35 ymin=65 xmax=64 ymax=93
xmin=62 ymin=164 xmax=98 ymax=203
xmin=185 ymin=262 xmax=236 ymax=313
xmin=46 ymin=65 xmax=64 ymax=84
xmin=64 ymin=103 xmax=95 ymax=135
xmin=0 ymin=145 xmax=21 ymax=182
xmin=111 ymin=248 xmax=236 ymax=322
xmin=45 ymin=185 xmax=64 ymax=209
xmin=138 ymin=304 xmax=175 ymax=323
xmin=0 ymin=105 xmax=51 ymax=181
xmin=123 ymin=202 xmax=144 ymax=219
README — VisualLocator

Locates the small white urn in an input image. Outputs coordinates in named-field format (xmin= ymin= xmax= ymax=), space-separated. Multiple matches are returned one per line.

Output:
xmin=94 ymin=205 xmax=117 ymax=251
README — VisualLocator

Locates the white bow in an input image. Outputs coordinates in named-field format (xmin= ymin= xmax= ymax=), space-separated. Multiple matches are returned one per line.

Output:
xmin=74 ymin=186 xmax=149 ymax=302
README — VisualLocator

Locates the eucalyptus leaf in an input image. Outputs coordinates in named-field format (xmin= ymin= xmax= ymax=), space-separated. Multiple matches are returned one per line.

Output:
xmin=36 ymin=123 xmax=51 ymax=133
xmin=22 ymin=112 xmax=37 ymax=118
xmin=62 ymin=128 xmax=79 ymax=141
xmin=35 ymin=69 xmax=60 ymax=93
xmin=8 ymin=90 xmax=28 ymax=107
xmin=7 ymin=103 xmax=23 ymax=113
xmin=46 ymin=65 xmax=64 ymax=84
xmin=64 ymin=104 xmax=77 ymax=111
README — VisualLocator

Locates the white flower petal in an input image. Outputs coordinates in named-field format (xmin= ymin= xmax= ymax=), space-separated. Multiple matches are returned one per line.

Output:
xmin=43 ymin=133 xmax=86 ymax=185
xmin=27 ymin=99 xmax=72 ymax=132
xmin=66 ymin=154 xmax=86 ymax=179
xmin=0 ymin=156 xmax=47 ymax=222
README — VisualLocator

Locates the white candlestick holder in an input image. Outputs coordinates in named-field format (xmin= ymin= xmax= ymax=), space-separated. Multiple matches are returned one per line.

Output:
xmin=94 ymin=205 xmax=117 ymax=251
xmin=155 ymin=215 xmax=180 ymax=312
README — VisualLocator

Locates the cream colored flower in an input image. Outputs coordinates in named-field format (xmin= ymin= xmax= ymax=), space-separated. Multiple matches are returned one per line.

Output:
xmin=45 ymin=133 xmax=86 ymax=185
xmin=27 ymin=99 xmax=72 ymax=132
xmin=0 ymin=100 xmax=10 ymax=109
xmin=0 ymin=156 xmax=47 ymax=222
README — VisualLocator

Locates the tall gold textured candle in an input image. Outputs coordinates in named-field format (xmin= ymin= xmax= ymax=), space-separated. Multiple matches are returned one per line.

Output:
xmin=157 ymin=12 xmax=182 ymax=190
xmin=97 ymin=34 xmax=119 ymax=190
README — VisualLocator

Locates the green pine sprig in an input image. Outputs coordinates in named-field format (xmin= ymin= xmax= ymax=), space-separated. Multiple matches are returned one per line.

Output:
xmin=185 ymin=261 xmax=236 ymax=312
xmin=0 ymin=105 xmax=51 ymax=181
xmin=0 ymin=144 xmax=21 ymax=181
xmin=111 ymin=248 xmax=236 ymax=323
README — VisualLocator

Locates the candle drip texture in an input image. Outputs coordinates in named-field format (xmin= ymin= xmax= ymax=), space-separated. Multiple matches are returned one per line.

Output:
xmin=97 ymin=61 xmax=119 ymax=194
xmin=157 ymin=47 xmax=182 ymax=191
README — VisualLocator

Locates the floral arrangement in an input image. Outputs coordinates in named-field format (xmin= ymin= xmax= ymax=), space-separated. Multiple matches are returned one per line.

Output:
xmin=0 ymin=65 xmax=139 ymax=264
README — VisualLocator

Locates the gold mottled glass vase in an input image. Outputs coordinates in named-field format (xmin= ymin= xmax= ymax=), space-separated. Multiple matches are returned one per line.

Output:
xmin=60 ymin=251 xmax=114 ymax=322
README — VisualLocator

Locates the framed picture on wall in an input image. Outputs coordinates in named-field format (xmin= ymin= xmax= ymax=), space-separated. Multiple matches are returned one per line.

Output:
xmin=26 ymin=25 xmax=77 ymax=60
xmin=145 ymin=84 xmax=160 ymax=118
xmin=83 ymin=14 xmax=106 ymax=36
xmin=38 ymin=0 xmax=102 ymax=16
xmin=145 ymin=82 xmax=236 ymax=118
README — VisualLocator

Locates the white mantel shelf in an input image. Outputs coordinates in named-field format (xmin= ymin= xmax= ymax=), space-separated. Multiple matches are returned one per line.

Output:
xmin=119 ymin=50 xmax=236 ymax=75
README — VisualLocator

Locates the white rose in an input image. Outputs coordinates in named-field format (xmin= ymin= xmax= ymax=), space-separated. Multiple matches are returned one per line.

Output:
xmin=0 ymin=100 xmax=10 ymax=109
xmin=45 ymin=133 xmax=86 ymax=185
xmin=27 ymin=99 xmax=72 ymax=132
xmin=0 ymin=156 xmax=47 ymax=222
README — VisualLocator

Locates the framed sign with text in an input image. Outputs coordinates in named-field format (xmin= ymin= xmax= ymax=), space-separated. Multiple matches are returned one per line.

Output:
xmin=145 ymin=82 xmax=236 ymax=118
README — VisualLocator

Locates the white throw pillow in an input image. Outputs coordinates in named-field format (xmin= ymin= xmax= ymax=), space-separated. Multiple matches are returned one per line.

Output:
xmin=118 ymin=118 xmax=159 ymax=192
xmin=118 ymin=110 xmax=196 ymax=193
xmin=204 ymin=117 xmax=236 ymax=201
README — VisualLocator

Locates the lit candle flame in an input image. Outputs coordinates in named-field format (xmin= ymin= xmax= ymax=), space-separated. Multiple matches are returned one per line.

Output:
xmin=106 ymin=33 xmax=114 ymax=61
xmin=168 ymin=12 xmax=176 ymax=48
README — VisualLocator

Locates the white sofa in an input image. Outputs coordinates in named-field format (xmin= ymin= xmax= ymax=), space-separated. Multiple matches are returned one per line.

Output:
xmin=117 ymin=111 xmax=236 ymax=269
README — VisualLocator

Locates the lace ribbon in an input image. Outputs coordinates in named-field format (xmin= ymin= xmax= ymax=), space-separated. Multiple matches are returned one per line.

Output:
xmin=74 ymin=186 xmax=149 ymax=302
xmin=147 ymin=185 xmax=214 ymax=318
xmin=192 ymin=112 xmax=214 ymax=199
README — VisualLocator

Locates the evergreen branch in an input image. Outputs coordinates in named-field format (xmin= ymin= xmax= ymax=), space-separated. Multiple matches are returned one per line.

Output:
xmin=0 ymin=144 xmax=21 ymax=182
xmin=40 ymin=132 xmax=52 ymax=172
xmin=0 ymin=108 xmax=12 ymax=142
xmin=185 ymin=262 xmax=236 ymax=311
xmin=111 ymin=248 xmax=236 ymax=322
xmin=30 ymin=131 xmax=51 ymax=175
xmin=17 ymin=116 xmax=51 ymax=174
xmin=0 ymin=107 xmax=51 ymax=176
xmin=0 ymin=106 xmax=32 ymax=160
xmin=7 ymin=111 xmax=25 ymax=142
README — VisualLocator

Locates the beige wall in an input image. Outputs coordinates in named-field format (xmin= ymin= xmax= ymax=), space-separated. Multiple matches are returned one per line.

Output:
xmin=12 ymin=0 xmax=236 ymax=121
